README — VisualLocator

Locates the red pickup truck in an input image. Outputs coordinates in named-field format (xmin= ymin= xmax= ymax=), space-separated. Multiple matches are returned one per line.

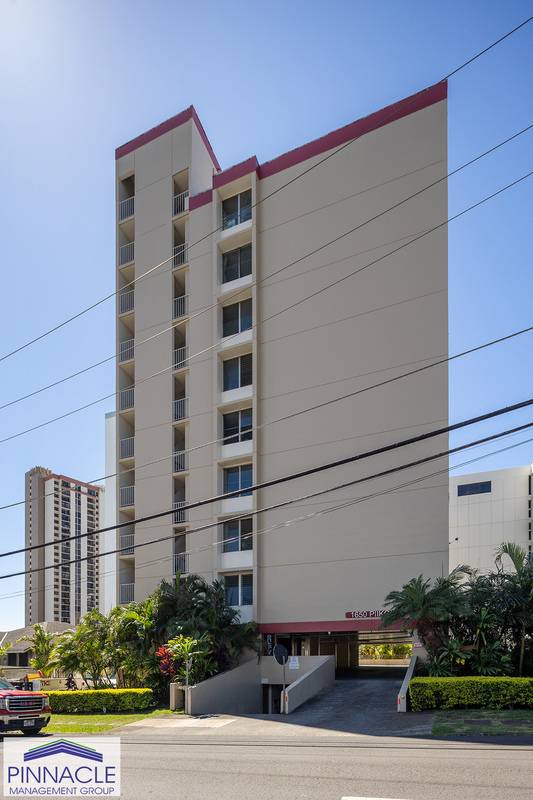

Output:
xmin=0 ymin=676 xmax=51 ymax=735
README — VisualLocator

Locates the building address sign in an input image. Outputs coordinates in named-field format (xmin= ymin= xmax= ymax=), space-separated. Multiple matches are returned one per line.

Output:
xmin=345 ymin=610 xmax=385 ymax=619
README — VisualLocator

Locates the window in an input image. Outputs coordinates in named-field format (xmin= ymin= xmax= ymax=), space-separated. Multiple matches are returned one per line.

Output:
xmin=223 ymin=409 xmax=252 ymax=444
xmin=222 ymin=518 xmax=253 ymax=552
xmin=223 ymin=244 xmax=252 ymax=283
xmin=223 ymin=353 xmax=252 ymax=391
xmin=222 ymin=190 xmax=252 ymax=230
xmin=457 ymin=481 xmax=491 ymax=497
xmin=224 ymin=573 xmax=253 ymax=606
xmin=224 ymin=464 xmax=252 ymax=497
xmin=222 ymin=299 xmax=252 ymax=337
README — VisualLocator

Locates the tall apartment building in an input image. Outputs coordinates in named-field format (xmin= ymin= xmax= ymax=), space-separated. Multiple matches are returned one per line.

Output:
xmin=25 ymin=468 xmax=102 ymax=626
xmin=450 ymin=464 xmax=533 ymax=573
xmin=115 ymin=84 xmax=449 ymax=660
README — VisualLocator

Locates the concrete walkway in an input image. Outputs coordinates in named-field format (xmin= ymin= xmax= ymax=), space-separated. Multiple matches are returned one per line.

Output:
xmin=115 ymin=666 xmax=435 ymax=739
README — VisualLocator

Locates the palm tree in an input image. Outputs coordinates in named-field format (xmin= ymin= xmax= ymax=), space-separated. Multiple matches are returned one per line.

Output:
xmin=494 ymin=542 xmax=533 ymax=677
xmin=380 ymin=568 xmax=471 ymax=654
xmin=17 ymin=624 xmax=57 ymax=677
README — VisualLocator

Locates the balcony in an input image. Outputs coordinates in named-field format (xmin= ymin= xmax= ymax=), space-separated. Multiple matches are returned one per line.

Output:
xmin=119 ymin=437 xmax=135 ymax=460
xmin=173 ymin=294 xmax=189 ymax=319
xmin=119 ymin=290 xmax=134 ymax=314
xmin=173 ymin=191 xmax=189 ymax=217
xmin=119 ymin=197 xmax=135 ymax=221
xmin=173 ymin=552 xmax=189 ymax=574
xmin=119 ymin=583 xmax=135 ymax=604
xmin=119 ymin=388 xmax=134 ymax=411
xmin=119 ymin=339 xmax=134 ymax=362
xmin=173 ymin=451 xmax=187 ymax=473
xmin=173 ymin=501 xmax=188 ymax=524
xmin=119 ymin=486 xmax=135 ymax=508
xmin=173 ymin=397 xmax=189 ymax=421
xmin=119 ymin=534 xmax=134 ymax=555
xmin=173 ymin=346 xmax=189 ymax=370
xmin=172 ymin=243 xmax=189 ymax=268
xmin=119 ymin=242 xmax=135 ymax=266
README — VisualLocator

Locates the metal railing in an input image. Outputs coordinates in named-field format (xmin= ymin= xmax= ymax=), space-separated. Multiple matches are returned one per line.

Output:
xmin=119 ymin=242 xmax=135 ymax=265
xmin=173 ymin=191 xmax=189 ymax=216
xmin=119 ymin=197 xmax=134 ymax=221
xmin=173 ymin=294 xmax=189 ymax=319
xmin=173 ymin=345 xmax=189 ymax=370
xmin=173 ymin=501 xmax=187 ymax=524
xmin=119 ymin=388 xmax=134 ymax=410
xmin=173 ymin=397 xmax=189 ymax=421
xmin=120 ymin=583 xmax=135 ymax=604
xmin=173 ymin=552 xmax=189 ymax=574
xmin=172 ymin=243 xmax=189 ymax=267
xmin=119 ymin=290 xmax=134 ymax=314
xmin=119 ymin=437 xmax=135 ymax=459
xmin=119 ymin=339 xmax=134 ymax=362
xmin=119 ymin=534 xmax=134 ymax=555
xmin=119 ymin=486 xmax=135 ymax=508
xmin=173 ymin=451 xmax=187 ymax=472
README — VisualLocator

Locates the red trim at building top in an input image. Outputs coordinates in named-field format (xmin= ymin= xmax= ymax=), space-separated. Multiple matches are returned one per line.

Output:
xmin=257 ymin=82 xmax=447 ymax=181
xmin=115 ymin=105 xmax=221 ymax=171
xmin=43 ymin=474 xmax=102 ymax=492
xmin=189 ymin=189 xmax=213 ymax=211
xmin=259 ymin=619 xmax=405 ymax=634
xmin=213 ymin=156 xmax=259 ymax=190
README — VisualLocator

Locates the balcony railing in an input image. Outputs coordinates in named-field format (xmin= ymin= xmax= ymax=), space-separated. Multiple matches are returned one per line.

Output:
xmin=119 ymin=242 xmax=135 ymax=265
xmin=119 ymin=388 xmax=134 ymax=410
xmin=173 ymin=346 xmax=189 ymax=370
xmin=119 ymin=339 xmax=134 ymax=362
xmin=119 ymin=534 xmax=134 ymax=555
xmin=119 ymin=486 xmax=135 ymax=508
xmin=173 ymin=191 xmax=189 ymax=217
xmin=173 ymin=451 xmax=187 ymax=473
xmin=119 ymin=197 xmax=135 ymax=221
xmin=173 ymin=552 xmax=189 ymax=574
xmin=172 ymin=243 xmax=189 ymax=267
xmin=173 ymin=294 xmax=189 ymax=319
xmin=173 ymin=397 xmax=189 ymax=421
xmin=119 ymin=437 xmax=135 ymax=459
xmin=173 ymin=501 xmax=187 ymax=524
xmin=119 ymin=290 xmax=134 ymax=314
xmin=120 ymin=583 xmax=135 ymax=604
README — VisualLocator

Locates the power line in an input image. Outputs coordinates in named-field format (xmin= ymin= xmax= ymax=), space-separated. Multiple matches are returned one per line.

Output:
xmin=2 ymin=16 xmax=531 ymax=366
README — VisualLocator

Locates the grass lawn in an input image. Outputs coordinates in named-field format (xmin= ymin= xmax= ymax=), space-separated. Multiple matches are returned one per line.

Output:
xmin=44 ymin=708 xmax=175 ymax=734
xmin=433 ymin=708 xmax=533 ymax=736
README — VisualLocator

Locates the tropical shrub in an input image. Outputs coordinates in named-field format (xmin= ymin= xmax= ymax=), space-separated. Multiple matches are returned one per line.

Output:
xmin=409 ymin=677 xmax=533 ymax=711
xmin=48 ymin=689 xmax=154 ymax=714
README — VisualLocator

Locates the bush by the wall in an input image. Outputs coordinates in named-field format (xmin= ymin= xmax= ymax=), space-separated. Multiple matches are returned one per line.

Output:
xmin=410 ymin=677 xmax=533 ymax=711
xmin=48 ymin=689 xmax=154 ymax=714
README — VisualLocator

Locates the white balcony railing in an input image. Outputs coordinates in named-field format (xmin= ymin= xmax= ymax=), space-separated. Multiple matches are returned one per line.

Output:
xmin=119 ymin=197 xmax=134 ymax=221
xmin=173 ymin=294 xmax=189 ymax=319
xmin=119 ymin=437 xmax=135 ymax=459
xmin=119 ymin=242 xmax=135 ymax=265
xmin=173 ymin=397 xmax=189 ymax=421
xmin=120 ymin=583 xmax=135 ymax=604
xmin=173 ymin=552 xmax=189 ymax=574
xmin=173 ymin=346 xmax=189 ymax=370
xmin=119 ymin=486 xmax=135 ymax=508
xmin=119 ymin=388 xmax=134 ymax=410
xmin=119 ymin=339 xmax=134 ymax=362
xmin=119 ymin=534 xmax=134 ymax=555
xmin=173 ymin=501 xmax=187 ymax=524
xmin=172 ymin=243 xmax=189 ymax=268
xmin=173 ymin=191 xmax=189 ymax=217
xmin=119 ymin=290 xmax=134 ymax=314
xmin=173 ymin=451 xmax=187 ymax=473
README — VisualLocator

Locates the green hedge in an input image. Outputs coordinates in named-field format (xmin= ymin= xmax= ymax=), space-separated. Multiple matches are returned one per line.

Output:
xmin=47 ymin=689 xmax=154 ymax=714
xmin=410 ymin=677 xmax=533 ymax=711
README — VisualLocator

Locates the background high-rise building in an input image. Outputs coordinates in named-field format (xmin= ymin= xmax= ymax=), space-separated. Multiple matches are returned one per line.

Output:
xmin=115 ymin=84 xmax=448 ymax=661
xmin=25 ymin=467 xmax=103 ymax=625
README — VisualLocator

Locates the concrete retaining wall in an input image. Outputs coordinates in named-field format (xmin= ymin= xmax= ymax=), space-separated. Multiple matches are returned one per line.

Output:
xmin=283 ymin=656 xmax=335 ymax=714
xmin=187 ymin=658 xmax=262 ymax=715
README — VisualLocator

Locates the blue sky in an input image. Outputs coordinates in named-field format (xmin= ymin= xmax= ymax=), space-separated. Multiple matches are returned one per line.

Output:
xmin=0 ymin=1 xmax=532 ymax=629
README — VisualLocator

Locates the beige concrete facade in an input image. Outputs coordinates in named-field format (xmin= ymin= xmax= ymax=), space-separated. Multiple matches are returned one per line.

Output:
xmin=25 ymin=468 xmax=102 ymax=625
xmin=115 ymin=88 xmax=449 ymax=652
